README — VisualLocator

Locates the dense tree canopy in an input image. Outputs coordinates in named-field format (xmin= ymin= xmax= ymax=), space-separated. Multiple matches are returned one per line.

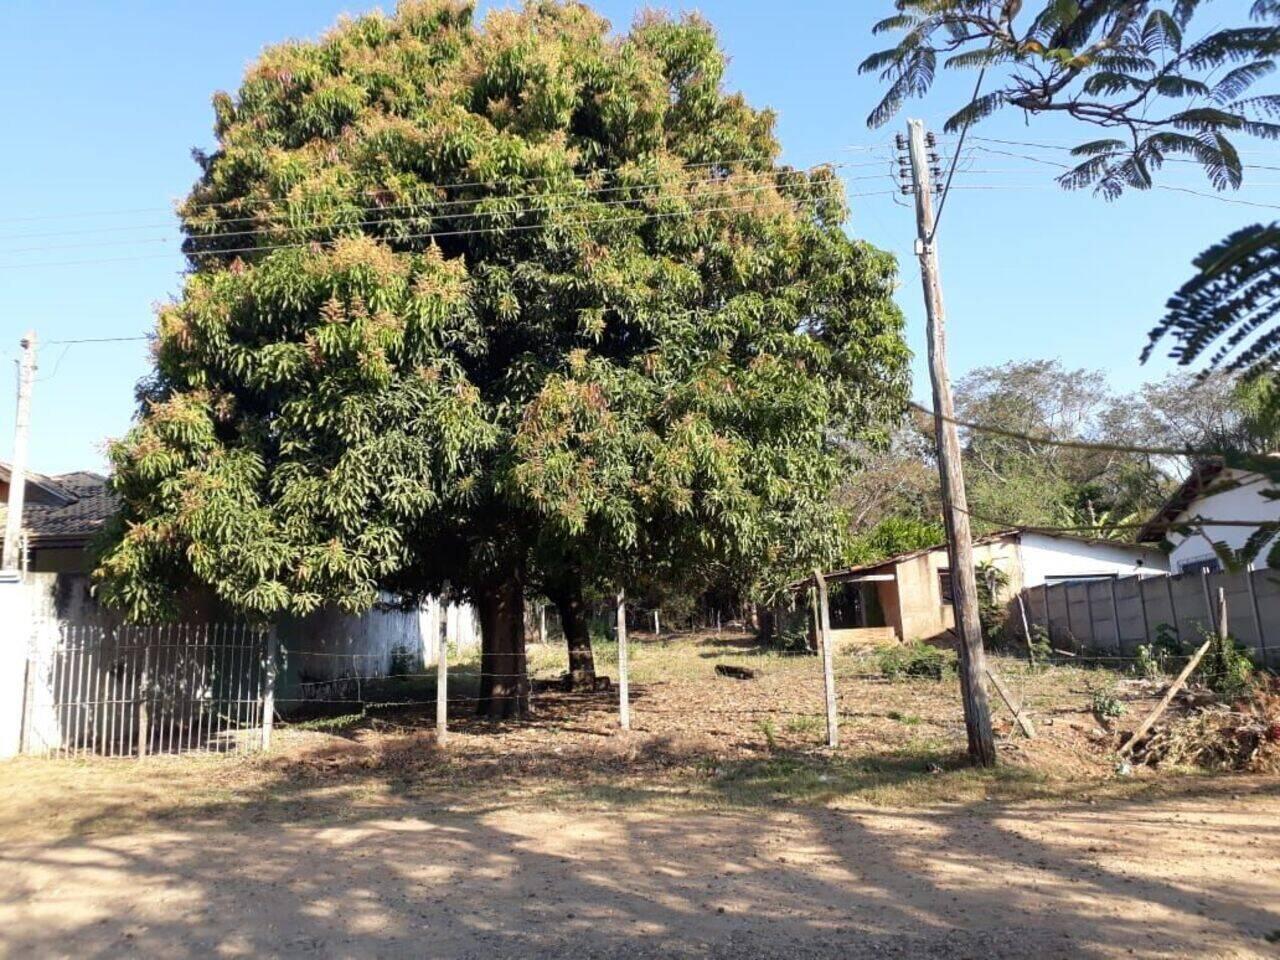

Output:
xmin=95 ymin=0 xmax=909 ymax=714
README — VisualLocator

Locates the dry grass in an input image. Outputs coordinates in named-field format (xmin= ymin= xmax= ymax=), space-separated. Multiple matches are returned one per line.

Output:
xmin=0 ymin=630 xmax=1244 ymax=846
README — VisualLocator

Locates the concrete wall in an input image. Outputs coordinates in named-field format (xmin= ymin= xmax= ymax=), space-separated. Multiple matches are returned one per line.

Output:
xmin=0 ymin=580 xmax=31 ymax=758
xmin=1165 ymin=469 xmax=1280 ymax=571
xmin=1 ymin=572 xmax=482 ymax=752
xmin=1018 ymin=533 xmax=1168 ymax=586
xmin=892 ymin=539 xmax=1021 ymax=642
xmin=278 ymin=595 xmax=478 ymax=692
xmin=1 ymin=574 xmax=129 ymax=758
xmin=1022 ymin=568 xmax=1278 ymax=666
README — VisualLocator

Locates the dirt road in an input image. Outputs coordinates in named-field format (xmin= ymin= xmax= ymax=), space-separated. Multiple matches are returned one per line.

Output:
xmin=3 ymin=783 xmax=1278 ymax=959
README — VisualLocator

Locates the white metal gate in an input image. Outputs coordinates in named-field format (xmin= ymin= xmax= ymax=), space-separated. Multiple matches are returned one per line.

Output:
xmin=21 ymin=622 xmax=271 ymax=757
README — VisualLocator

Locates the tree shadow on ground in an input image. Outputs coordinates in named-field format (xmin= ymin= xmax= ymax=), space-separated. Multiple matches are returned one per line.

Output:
xmin=3 ymin=730 xmax=1280 ymax=958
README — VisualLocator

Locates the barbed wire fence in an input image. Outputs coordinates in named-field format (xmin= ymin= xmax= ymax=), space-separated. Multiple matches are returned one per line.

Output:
xmin=17 ymin=581 xmax=1272 ymax=762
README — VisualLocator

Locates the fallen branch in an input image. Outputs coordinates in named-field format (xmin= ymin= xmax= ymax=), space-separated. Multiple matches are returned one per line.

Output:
xmin=1118 ymin=638 xmax=1213 ymax=756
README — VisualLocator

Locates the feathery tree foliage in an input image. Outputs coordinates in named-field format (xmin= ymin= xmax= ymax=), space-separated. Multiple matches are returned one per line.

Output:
xmin=95 ymin=0 xmax=909 ymax=716
xmin=861 ymin=1 xmax=1280 ymax=373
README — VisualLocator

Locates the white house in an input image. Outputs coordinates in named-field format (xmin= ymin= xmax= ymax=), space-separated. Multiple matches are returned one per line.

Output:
xmin=1137 ymin=459 xmax=1280 ymax=573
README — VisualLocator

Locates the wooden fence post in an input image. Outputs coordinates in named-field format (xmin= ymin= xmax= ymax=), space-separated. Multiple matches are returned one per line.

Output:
xmin=261 ymin=626 xmax=277 ymax=751
xmin=1108 ymin=578 xmax=1123 ymax=656
xmin=1165 ymin=576 xmax=1181 ymax=645
xmin=1246 ymin=566 xmax=1268 ymax=664
xmin=616 ymin=591 xmax=630 ymax=731
xmin=436 ymin=623 xmax=448 ymax=745
xmin=1084 ymin=583 xmax=1096 ymax=647
xmin=1041 ymin=583 xmax=1051 ymax=638
xmin=1118 ymin=637 xmax=1212 ymax=756
xmin=813 ymin=570 xmax=839 ymax=749
xmin=809 ymin=586 xmax=821 ymax=653
xmin=1200 ymin=570 xmax=1215 ymax=634
xmin=653 ymin=609 xmax=660 ymax=637
xmin=1017 ymin=594 xmax=1036 ymax=667
xmin=1136 ymin=575 xmax=1151 ymax=647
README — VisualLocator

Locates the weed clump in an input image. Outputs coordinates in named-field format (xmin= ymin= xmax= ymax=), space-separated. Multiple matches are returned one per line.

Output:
xmin=876 ymin=642 xmax=956 ymax=681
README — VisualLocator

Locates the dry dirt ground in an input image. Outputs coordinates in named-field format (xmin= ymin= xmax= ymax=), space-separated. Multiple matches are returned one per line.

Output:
xmin=1 ymin=633 xmax=1278 ymax=959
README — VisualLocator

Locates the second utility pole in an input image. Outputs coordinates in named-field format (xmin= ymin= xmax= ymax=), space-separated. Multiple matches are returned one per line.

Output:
xmin=905 ymin=119 xmax=995 ymax=767
xmin=2 ymin=331 xmax=36 ymax=573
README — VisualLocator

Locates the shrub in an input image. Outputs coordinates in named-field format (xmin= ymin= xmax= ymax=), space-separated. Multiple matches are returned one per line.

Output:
xmin=1089 ymin=685 xmax=1127 ymax=720
xmin=388 ymin=644 xmax=417 ymax=678
xmin=1134 ymin=644 xmax=1165 ymax=679
xmin=1025 ymin=623 xmax=1051 ymax=663
xmin=975 ymin=561 xmax=1010 ymax=644
xmin=1198 ymin=626 xmax=1255 ymax=703
xmin=778 ymin=626 xmax=812 ymax=654
xmin=877 ymin=642 xmax=957 ymax=681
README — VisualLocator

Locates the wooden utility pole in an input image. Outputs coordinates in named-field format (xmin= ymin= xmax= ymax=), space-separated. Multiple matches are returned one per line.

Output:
xmin=616 ymin=590 xmax=630 ymax=730
xmin=2 ymin=331 xmax=36 ymax=573
xmin=813 ymin=571 xmax=839 ymax=748
xmin=904 ymin=120 xmax=996 ymax=766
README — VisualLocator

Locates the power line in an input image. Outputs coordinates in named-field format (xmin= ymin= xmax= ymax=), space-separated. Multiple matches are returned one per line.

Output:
xmin=971 ymin=135 xmax=1280 ymax=166
xmin=958 ymin=503 xmax=1273 ymax=536
xmin=929 ymin=66 xmax=987 ymax=240
xmin=0 ymin=190 xmax=900 ymax=271
xmin=0 ymin=159 xmax=897 ymax=243
xmin=907 ymin=399 xmax=1260 ymax=459
xmin=45 ymin=336 xmax=149 ymax=345
xmin=0 ymin=174 xmax=871 ymax=258
xmin=0 ymin=152 xmax=885 ymax=228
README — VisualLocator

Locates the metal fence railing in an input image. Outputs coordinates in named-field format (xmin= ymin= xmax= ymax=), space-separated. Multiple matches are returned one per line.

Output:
xmin=21 ymin=622 xmax=269 ymax=758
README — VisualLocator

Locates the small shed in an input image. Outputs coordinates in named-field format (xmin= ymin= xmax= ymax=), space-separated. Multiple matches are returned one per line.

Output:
xmin=809 ymin=529 xmax=1168 ymax=647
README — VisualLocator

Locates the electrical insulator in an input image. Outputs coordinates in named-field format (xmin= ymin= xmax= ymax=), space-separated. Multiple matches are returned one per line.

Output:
xmin=925 ymin=131 xmax=936 ymax=147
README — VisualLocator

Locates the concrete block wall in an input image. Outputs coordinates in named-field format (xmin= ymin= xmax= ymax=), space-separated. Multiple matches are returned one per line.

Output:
xmin=1022 ymin=568 xmax=1277 ymax=666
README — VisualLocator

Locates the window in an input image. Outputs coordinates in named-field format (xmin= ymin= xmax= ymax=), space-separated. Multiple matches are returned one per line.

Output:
xmin=1043 ymin=574 xmax=1118 ymax=585
xmin=1180 ymin=557 xmax=1221 ymax=575
xmin=938 ymin=569 xmax=953 ymax=605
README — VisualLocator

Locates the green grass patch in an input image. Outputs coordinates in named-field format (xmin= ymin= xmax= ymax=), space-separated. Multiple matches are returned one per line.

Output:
xmin=876 ymin=642 xmax=957 ymax=681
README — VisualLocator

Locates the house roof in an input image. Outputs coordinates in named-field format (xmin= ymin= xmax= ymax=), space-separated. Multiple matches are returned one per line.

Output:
xmin=791 ymin=531 xmax=1021 ymax=589
xmin=794 ymin=526 xmax=1167 ymax=590
xmin=0 ymin=462 xmax=77 ymax=505
xmin=1136 ymin=459 xmax=1227 ymax=543
xmin=1 ymin=463 xmax=117 ymax=546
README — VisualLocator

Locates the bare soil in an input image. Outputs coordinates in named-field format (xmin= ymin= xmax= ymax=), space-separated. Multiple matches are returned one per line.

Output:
xmin=1 ymin=632 xmax=1278 ymax=958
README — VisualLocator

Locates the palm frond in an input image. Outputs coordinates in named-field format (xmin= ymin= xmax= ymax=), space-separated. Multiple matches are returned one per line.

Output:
xmin=942 ymin=90 xmax=1007 ymax=132
xmin=1146 ymin=223 xmax=1280 ymax=374
xmin=1211 ymin=60 xmax=1276 ymax=103
xmin=1142 ymin=8 xmax=1185 ymax=55
xmin=1184 ymin=27 xmax=1280 ymax=71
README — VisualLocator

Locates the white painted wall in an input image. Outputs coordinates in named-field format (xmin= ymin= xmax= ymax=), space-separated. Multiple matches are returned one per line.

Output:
xmin=278 ymin=593 xmax=479 ymax=688
xmin=1018 ymin=533 xmax=1169 ymax=587
xmin=1164 ymin=468 xmax=1280 ymax=572
xmin=0 ymin=580 xmax=31 ymax=758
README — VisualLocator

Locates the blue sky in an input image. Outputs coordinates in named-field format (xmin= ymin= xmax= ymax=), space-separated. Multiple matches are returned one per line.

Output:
xmin=2 ymin=0 xmax=1276 ymax=474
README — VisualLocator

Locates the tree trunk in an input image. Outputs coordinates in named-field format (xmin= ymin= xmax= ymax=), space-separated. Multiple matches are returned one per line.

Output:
xmin=550 ymin=575 xmax=595 ymax=689
xmin=475 ymin=568 xmax=529 ymax=720
xmin=756 ymin=603 xmax=774 ymax=644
